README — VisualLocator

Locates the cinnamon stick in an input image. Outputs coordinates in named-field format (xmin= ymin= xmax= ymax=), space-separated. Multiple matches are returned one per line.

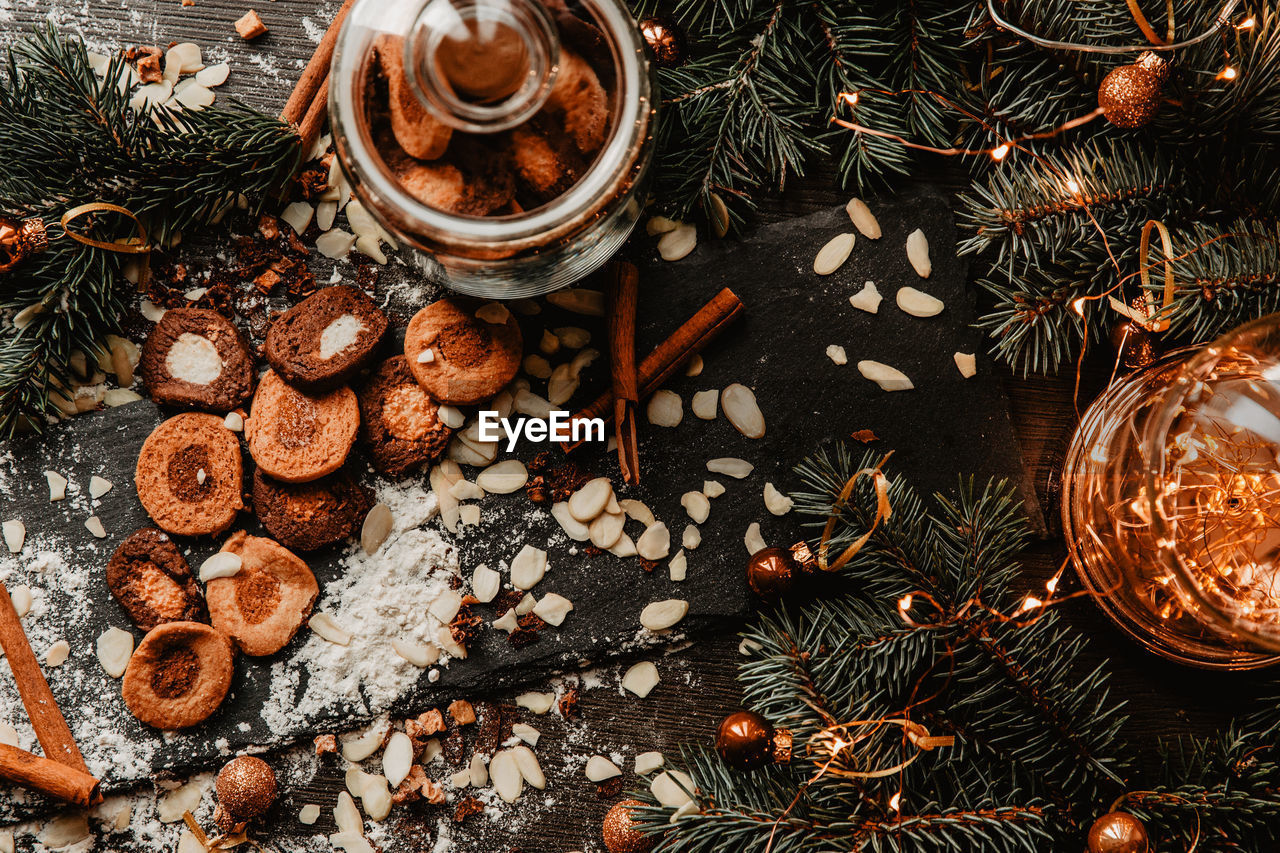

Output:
xmin=281 ymin=0 xmax=355 ymax=126
xmin=608 ymin=263 xmax=641 ymax=484
xmin=298 ymin=77 xmax=331 ymax=161
xmin=0 ymin=745 xmax=99 ymax=808
xmin=563 ymin=288 xmax=744 ymax=452
xmin=0 ymin=583 xmax=91 ymax=776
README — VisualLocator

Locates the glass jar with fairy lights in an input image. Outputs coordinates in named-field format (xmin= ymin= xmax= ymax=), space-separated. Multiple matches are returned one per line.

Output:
xmin=1063 ymin=315 xmax=1280 ymax=669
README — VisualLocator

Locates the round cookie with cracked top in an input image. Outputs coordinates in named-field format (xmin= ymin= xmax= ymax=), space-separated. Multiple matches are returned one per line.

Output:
xmin=403 ymin=298 xmax=522 ymax=405
xmin=135 ymin=413 xmax=244 ymax=537
xmin=107 ymin=528 xmax=208 ymax=631
xmin=121 ymin=621 xmax=234 ymax=730
xmin=252 ymin=467 xmax=372 ymax=552
xmin=358 ymin=355 xmax=453 ymax=478
xmin=206 ymin=532 xmax=318 ymax=656
xmin=140 ymin=308 xmax=255 ymax=411
xmin=264 ymin=285 xmax=389 ymax=393
xmin=245 ymin=369 xmax=360 ymax=484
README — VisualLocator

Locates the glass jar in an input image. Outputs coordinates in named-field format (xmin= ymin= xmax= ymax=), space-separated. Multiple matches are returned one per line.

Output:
xmin=329 ymin=0 xmax=655 ymax=298
xmin=1063 ymin=315 xmax=1280 ymax=669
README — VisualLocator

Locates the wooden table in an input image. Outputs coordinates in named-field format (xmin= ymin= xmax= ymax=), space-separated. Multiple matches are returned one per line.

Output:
xmin=3 ymin=3 xmax=1271 ymax=850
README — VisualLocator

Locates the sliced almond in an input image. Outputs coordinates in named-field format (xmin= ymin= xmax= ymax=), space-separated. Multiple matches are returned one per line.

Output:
xmin=546 ymin=288 xmax=605 ymax=316
xmin=538 ymin=329 xmax=560 ymax=355
xmin=635 ymin=752 xmax=664 ymax=774
xmin=512 ymin=723 xmax=541 ymax=746
xmin=764 ymin=483 xmax=794 ymax=516
xmin=11 ymin=586 xmax=32 ymax=618
xmin=658 ymin=223 xmax=697 ymax=261
xmin=745 ymin=523 xmax=766 ymax=555
xmin=223 ymin=411 xmax=244 ymax=431
xmin=618 ymin=499 xmax=655 ymax=527
xmin=826 ymin=345 xmax=848 ymax=365
xmin=477 ymin=459 xmax=528 ymax=494
xmin=342 ymin=722 xmax=390 ymax=762
xmin=640 ymin=599 xmax=688 ymax=631
xmin=857 ymin=360 xmax=914 ymax=392
xmin=954 ymin=352 xmax=977 ymax=378
xmin=721 ymin=384 xmax=765 ymax=438
xmin=680 ymin=492 xmax=710 ymax=524
xmin=316 ymin=200 xmax=338 ymax=232
xmin=510 ymin=544 xmax=548 ymax=590
xmin=198 ymin=551 xmax=242 ymax=582
xmin=906 ymin=228 xmax=932 ymax=278
xmin=646 ymin=390 xmax=683 ymax=427
xmin=450 ymin=479 xmax=484 ymax=502
xmin=96 ymin=627 xmax=134 ymax=678
xmin=589 ymin=511 xmax=625 ymax=549
xmin=316 ymin=229 xmax=357 ymax=259
xmin=896 ymin=286 xmax=944 ymax=318
xmin=690 ymin=389 xmax=718 ymax=420
xmin=416 ymin=348 xmax=436 ymax=364
xmin=523 ymin=354 xmax=553 ymax=379
xmin=621 ymin=661 xmax=660 ymax=697
xmin=669 ymin=550 xmax=688 ymax=581
xmin=684 ymin=354 xmax=704 ymax=377
xmin=554 ymin=326 xmax=591 ymax=349
xmin=511 ymin=745 xmax=545 ymax=789
xmin=702 ymin=480 xmax=726 ymax=498
xmin=516 ymin=691 xmax=556 ymax=714
xmin=392 ymin=639 xmax=439 ymax=668
xmin=635 ymin=523 xmax=671 ymax=561
xmin=382 ymin=732 xmax=414 ymax=789
xmin=514 ymin=388 xmax=555 ymax=420
xmin=493 ymin=609 xmax=520 ymax=633
xmin=361 ymin=503 xmax=393 ymax=554
xmin=310 ymin=612 xmax=352 ymax=646
xmin=44 ymin=471 xmax=67 ymax=501
xmin=849 ymin=281 xmax=883 ymax=313
xmin=646 ymin=215 xmax=679 ymax=236
xmin=551 ymin=502 xmax=590 ymax=542
xmin=469 ymin=752 xmax=489 ymax=787
xmin=46 ymin=640 xmax=70 ymax=667
xmin=335 ymin=791 xmax=363 ymax=834
xmin=569 ymin=477 xmax=613 ymax=521
xmin=585 ymin=755 xmax=622 ymax=782
xmin=476 ymin=303 xmax=511 ymax=325
xmin=651 ymin=770 xmax=696 ymax=808
xmin=472 ymin=565 xmax=501 ymax=602
xmin=430 ymin=462 xmax=462 ymax=533
xmin=682 ymin=525 xmax=701 ymax=550
xmin=533 ymin=593 xmax=573 ymax=626
xmin=814 ymin=232 xmax=855 ymax=275
xmin=845 ymin=198 xmax=882 ymax=239
xmin=547 ymin=363 xmax=579 ymax=405
xmin=436 ymin=405 xmax=465 ymax=429
xmin=299 ymin=804 xmax=321 ymax=825
xmin=104 ymin=388 xmax=144 ymax=407
xmin=85 ymin=516 xmax=106 ymax=538
xmin=608 ymin=533 xmax=637 ymax=558
xmin=195 ymin=62 xmax=230 ymax=87
xmin=707 ymin=458 xmax=753 ymax=479
xmin=429 ymin=589 xmax=463 ymax=624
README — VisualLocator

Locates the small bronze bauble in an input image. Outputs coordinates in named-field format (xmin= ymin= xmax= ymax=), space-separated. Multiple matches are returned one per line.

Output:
xmin=716 ymin=710 xmax=776 ymax=771
xmin=215 ymin=756 xmax=278 ymax=823
xmin=1109 ymin=320 xmax=1157 ymax=370
xmin=1098 ymin=51 xmax=1169 ymax=128
xmin=602 ymin=798 xmax=654 ymax=853
xmin=746 ymin=547 xmax=800 ymax=601
xmin=0 ymin=216 xmax=48 ymax=274
xmin=638 ymin=15 xmax=687 ymax=68
xmin=1087 ymin=811 xmax=1151 ymax=853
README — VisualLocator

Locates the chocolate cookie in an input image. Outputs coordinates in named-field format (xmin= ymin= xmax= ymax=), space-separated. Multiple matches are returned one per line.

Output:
xmin=253 ymin=467 xmax=372 ymax=552
xmin=403 ymin=299 xmax=522 ymax=405
xmin=207 ymin=532 xmax=318 ymax=656
xmin=264 ymin=286 xmax=390 ymax=393
xmin=140 ymin=308 xmax=255 ymax=411
xmin=122 ymin=621 xmax=235 ymax=730
xmin=106 ymin=528 xmax=207 ymax=631
xmin=136 ymin=413 xmax=244 ymax=537
xmin=358 ymin=356 xmax=453 ymax=477
xmin=245 ymin=369 xmax=360 ymax=483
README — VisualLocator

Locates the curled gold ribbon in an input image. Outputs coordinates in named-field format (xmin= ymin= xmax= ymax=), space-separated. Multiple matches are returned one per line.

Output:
xmin=813 ymin=718 xmax=955 ymax=780
xmin=817 ymin=451 xmax=894 ymax=572
xmin=1139 ymin=218 xmax=1175 ymax=331
xmin=59 ymin=202 xmax=152 ymax=289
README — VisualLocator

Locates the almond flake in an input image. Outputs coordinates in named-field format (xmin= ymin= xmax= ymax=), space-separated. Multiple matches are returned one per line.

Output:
xmin=512 ymin=723 xmax=541 ymax=746
xmin=46 ymin=640 xmax=70 ymax=667
xmin=510 ymin=544 xmax=548 ymax=589
xmin=223 ymin=411 xmax=244 ymax=431
xmin=640 ymin=598 xmax=688 ymax=631
xmin=195 ymin=62 xmax=230 ymax=87
xmin=310 ymin=612 xmax=352 ymax=645
xmin=299 ymin=804 xmax=320 ymax=825
xmin=477 ymin=459 xmax=528 ymax=493
xmin=651 ymin=770 xmax=696 ymax=808
xmin=646 ymin=390 xmax=683 ymax=427
xmin=416 ymin=348 xmax=435 ymax=364
xmin=316 ymin=229 xmax=357 ymax=259
xmin=554 ymin=326 xmax=591 ymax=348
xmin=646 ymin=215 xmax=679 ymax=236
xmin=96 ymin=627 xmax=133 ymax=678
xmin=547 ymin=363 xmax=579 ymax=405
xmin=906 ymin=228 xmax=932 ymax=278
xmin=428 ymin=589 xmax=463 ymax=624
xmin=382 ymin=733 xmax=414 ymax=788
xmin=618 ymin=499 xmax=655 ymax=527
xmin=635 ymin=752 xmax=665 ymax=774
xmin=11 ymin=586 xmax=32 ymax=618
xmin=86 ymin=475 xmax=111 ymax=499
xmin=492 ymin=609 xmax=520 ymax=633
xmin=745 ymin=523 xmax=766 ymax=555
xmin=954 ymin=352 xmax=977 ymax=378
xmin=391 ymin=639 xmax=439 ymax=667
xmin=84 ymin=516 xmax=106 ymax=538
xmin=551 ymin=502 xmax=590 ymax=541
xmin=470 ymin=752 xmax=489 ymax=787
xmin=569 ymin=477 xmax=613 ymax=521
xmin=857 ymin=360 xmax=914 ymax=392
xmin=764 ymin=483 xmax=794 ymax=516
xmin=702 ymin=480 xmax=726 ymax=498
xmin=826 ymin=345 xmax=848 ymax=365
xmin=691 ymin=389 xmax=718 ymax=420
xmin=476 ymin=303 xmax=511 ymax=325
xmin=512 ymin=745 xmax=546 ymax=788
xmin=622 ymin=661 xmax=660 ymax=697
xmin=533 ymin=593 xmax=574 ymax=626
xmin=546 ymin=288 xmax=605 ymax=316
xmin=636 ymin=523 xmax=671 ymax=561
xmin=845 ymin=198 xmax=882 ymax=239
xmin=721 ymin=384 xmax=765 ymax=438
xmin=342 ymin=722 xmax=390 ymax=762
xmin=684 ymin=354 xmax=704 ymax=376
xmin=669 ymin=549 xmax=688 ymax=581
xmin=361 ymin=503 xmax=393 ymax=554
xmin=437 ymin=405 xmax=465 ymax=429
xmin=896 ymin=286 xmax=944 ymax=318
xmin=707 ymin=458 xmax=753 ymax=479
xmin=516 ymin=691 xmax=556 ymax=714
xmin=680 ymin=492 xmax=710 ymax=524
xmin=608 ymin=533 xmax=637 ymax=558
xmin=589 ymin=511 xmax=625 ymax=549
xmin=199 ymin=552 xmax=242 ymax=582
xmin=585 ymin=756 xmax=622 ymax=782
xmin=849 ymin=281 xmax=883 ymax=313
xmin=658 ymin=223 xmax=697 ymax=261
xmin=44 ymin=471 xmax=67 ymax=501
xmin=814 ymin=232 xmax=855 ymax=275
xmin=523 ymin=354 xmax=552 ymax=379
xmin=682 ymin=525 xmax=701 ymax=550
xmin=472 ymin=565 xmax=501 ymax=602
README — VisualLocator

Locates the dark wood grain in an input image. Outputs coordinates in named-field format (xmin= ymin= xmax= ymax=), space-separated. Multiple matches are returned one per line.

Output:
xmin=1 ymin=3 xmax=1272 ymax=851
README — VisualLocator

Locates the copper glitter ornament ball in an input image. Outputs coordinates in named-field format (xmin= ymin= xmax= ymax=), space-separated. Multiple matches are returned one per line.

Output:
xmin=602 ymin=799 xmax=654 ymax=853
xmin=215 ymin=756 xmax=278 ymax=822
xmin=1087 ymin=812 xmax=1151 ymax=853
xmin=1098 ymin=51 xmax=1169 ymax=128
xmin=0 ymin=216 xmax=48 ymax=274
xmin=638 ymin=16 xmax=687 ymax=68
xmin=746 ymin=547 xmax=799 ymax=601
xmin=716 ymin=710 xmax=775 ymax=771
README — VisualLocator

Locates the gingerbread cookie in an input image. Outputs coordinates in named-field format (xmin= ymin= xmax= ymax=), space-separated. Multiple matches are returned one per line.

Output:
xmin=136 ymin=413 xmax=244 ymax=537
xmin=404 ymin=299 xmax=522 ymax=405
xmin=253 ymin=467 xmax=372 ymax=552
xmin=140 ymin=308 xmax=255 ymax=411
xmin=358 ymin=356 xmax=453 ymax=477
xmin=376 ymin=34 xmax=453 ymax=161
xmin=206 ymin=532 xmax=318 ymax=656
xmin=264 ymin=286 xmax=389 ymax=393
xmin=107 ymin=528 xmax=207 ymax=631
xmin=121 ymin=621 xmax=234 ymax=730
xmin=245 ymin=369 xmax=360 ymax=483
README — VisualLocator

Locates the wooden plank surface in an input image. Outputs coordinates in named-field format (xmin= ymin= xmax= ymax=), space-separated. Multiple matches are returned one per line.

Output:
xmin=1 ymin=2 xmax=1273 ymax=850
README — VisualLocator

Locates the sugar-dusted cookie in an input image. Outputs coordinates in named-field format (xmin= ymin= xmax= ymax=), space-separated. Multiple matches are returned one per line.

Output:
xmin=135 ymin=413 xmax=244 ymax=537
xmin=252 ymin=467 xmax=372 ymax=552
xmin=263 ymin=286 xmax=389 ymax=393
xmin=121 ymin=621 xmax=235 ymax=730
xmin=206 ymin=532 xmax=318 ymax=656
xmin=358 ymin=355 xmax=453 ymax=477
xmin=403 ymin=299 xmax=522 ymax=405
xmin=140 ymin=308 xmax=255 ymax=411
xmin=107 ymin=528 xmax=208 ymax=631
xmin=245 ymin=369 xmax=360 ymax=483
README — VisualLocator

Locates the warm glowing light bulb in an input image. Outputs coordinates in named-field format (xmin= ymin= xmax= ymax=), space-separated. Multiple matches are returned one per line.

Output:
xmin=888 ymin=792 xmax=901 ymax=812
xmin=1045 ymin=576 xmax=1059 ymax=594
xmin=991 ymin=144 xmax=1010 ymax=161
xmin=1071 ymin=297 xmax=1087 ymax=317
xmin=840 ymin=91 xmax=859 ymax=107
xmin=1066 ymin=178 xmax=1081 ymax=193
xmin=1020 ymin=596 xmax=1042 ymax=612
xmin=1238 ymin=17 xmax=1255 ymax=29
xmin=898 ymin=594 xmax=913 ymax=611
xmin=1221 ymin=66 xmax=1238 ymax=80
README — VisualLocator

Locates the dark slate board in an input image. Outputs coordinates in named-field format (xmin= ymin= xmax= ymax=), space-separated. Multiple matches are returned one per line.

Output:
xmin=0 ymin=187 xmax=1036 ymax=821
